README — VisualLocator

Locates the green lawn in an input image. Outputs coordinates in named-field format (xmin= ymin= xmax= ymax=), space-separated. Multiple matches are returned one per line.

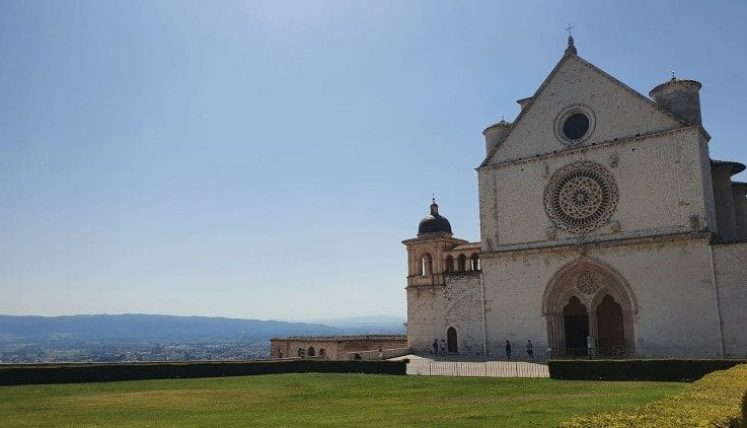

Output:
xmin=0 ymin=373 xmax=684 ymax=427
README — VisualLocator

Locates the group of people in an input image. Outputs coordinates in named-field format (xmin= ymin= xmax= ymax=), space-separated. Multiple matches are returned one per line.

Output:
xmin=431 ymin=338 xmax=535 ymax=359
xmin=504 ymin=339 xmax=534 ymax=360
xmin=431 ymin=338 xmax=448 ymax=356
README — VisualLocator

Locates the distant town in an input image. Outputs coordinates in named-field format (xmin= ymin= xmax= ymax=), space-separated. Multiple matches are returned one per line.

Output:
xmin=0 ymin=338 xmax=271 ymax=363
xmin=0 ymin=314 xmax=405 ymax=363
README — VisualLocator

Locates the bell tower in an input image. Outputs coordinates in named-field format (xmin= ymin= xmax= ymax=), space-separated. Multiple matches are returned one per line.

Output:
xmin=402 ymin=199 xmax=465 ymax=287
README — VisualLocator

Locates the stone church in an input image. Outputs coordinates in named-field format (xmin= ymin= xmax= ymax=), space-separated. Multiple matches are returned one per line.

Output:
xmin=403 ymin=37 xmax=747 ymax=358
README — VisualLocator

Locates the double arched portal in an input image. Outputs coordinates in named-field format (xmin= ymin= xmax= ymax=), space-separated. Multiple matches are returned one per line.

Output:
xmin=543 ymin=258 xmax=636 ymax=356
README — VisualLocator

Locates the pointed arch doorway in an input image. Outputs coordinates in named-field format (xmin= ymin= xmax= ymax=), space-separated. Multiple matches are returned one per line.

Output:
xmin=563 ymin=296 xmax=589 ymax=350
xmin=597 ymin=295 xmax=625 ymax=353
xmin=543 ymin=258 xmax=636 ymax=356
xmin=447 ymin=327 xmax=458 ymax=353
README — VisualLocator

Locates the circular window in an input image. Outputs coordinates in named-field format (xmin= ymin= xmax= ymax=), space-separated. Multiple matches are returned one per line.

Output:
xmin=544 ymin=161 xmax=618 ymax=233
xmin=555 ymin=105 xmax=595 ymax=145
xmin=563 ymin=113 xmax=590 ymax=140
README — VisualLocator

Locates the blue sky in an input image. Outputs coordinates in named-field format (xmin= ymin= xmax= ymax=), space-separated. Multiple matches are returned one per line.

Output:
xmin=1 ymin=0 xmax=746 ymax=320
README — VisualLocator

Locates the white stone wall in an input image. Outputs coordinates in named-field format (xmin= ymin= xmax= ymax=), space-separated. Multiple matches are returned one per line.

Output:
xmin=406 ymin=286 xmax=447 ymax=354
xmin=444 ymin=272 xmax=484 ymax=355
xmin=481 ymin=237 xmax=724 ymax=358
xmin=406 ymin=273 xmax=484 ymax=355
xmin=485 ymin=55 xmax=683 ymax=165
xmin=713 ymin=242 xmax=747 ymax=357
xmin=479 ymin=128 xmax=712 ymax=250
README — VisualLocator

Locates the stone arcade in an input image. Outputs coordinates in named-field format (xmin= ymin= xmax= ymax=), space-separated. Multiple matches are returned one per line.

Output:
xmin=404 ymin=37 xmax=747 ymax=359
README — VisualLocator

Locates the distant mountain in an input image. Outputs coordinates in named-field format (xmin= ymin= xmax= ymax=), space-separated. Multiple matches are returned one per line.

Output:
xmin=307 ymin=315 xmax=406 ymax=334
xmin=0 ymin=314 xmax=340 ymax=343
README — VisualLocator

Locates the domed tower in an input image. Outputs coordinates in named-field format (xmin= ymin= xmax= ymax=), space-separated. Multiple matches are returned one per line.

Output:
xmin=403 ymin=198 xmax=483 ymax=355
xmin=418 ymin=199 xmax=453 ymax=237
xmin=403 ymin=199 xmax=466 ymax=287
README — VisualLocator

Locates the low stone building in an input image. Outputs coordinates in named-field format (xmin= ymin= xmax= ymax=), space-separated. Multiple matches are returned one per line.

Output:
xmin=269 ymin=335 xmax=408 ymax=360
xmin=404 ymin=36 xmax=747 ymax=359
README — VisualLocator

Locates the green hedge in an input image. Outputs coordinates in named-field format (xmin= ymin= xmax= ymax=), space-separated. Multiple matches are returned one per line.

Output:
xmin=549 ymin=359 xmax=747 ymax=381
xmin=562 ymin=363 xmax=747 ymax=427
xmin=0 ymin=360 xmax=406 ymax=386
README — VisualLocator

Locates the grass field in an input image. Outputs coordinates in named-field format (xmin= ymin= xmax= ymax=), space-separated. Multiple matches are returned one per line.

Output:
xmin=0 ymin=373 xmax=684 ymax=427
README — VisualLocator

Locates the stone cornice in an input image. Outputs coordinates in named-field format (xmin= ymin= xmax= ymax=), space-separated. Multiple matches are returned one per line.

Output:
xmin=478 ymin=126 xmax=702 ymax=171
xmin=480 ymin=231 xmax=712 ymax=258
xmin=402 ymin=235 xmax=468 ymax=246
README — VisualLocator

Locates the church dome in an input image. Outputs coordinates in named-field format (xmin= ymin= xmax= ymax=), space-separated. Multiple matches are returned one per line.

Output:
xmin=418 ymin=199 xmax=452 ymax=237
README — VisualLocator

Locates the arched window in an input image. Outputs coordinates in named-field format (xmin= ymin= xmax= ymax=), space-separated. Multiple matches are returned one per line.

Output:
xmin=421 ymin=254 xmax=432 ymax=276
xmin=319 ymin=348 xmax=325 ymax=356
xmin=445 ymin=255 xmax=454 ymax=273
xmin=457 ymin=254 xmax=467 ymax=272
xmin=470 ymin=254 xmax=480 ymax=271
xmin=307 ymin=346 xmax=316 ymax=357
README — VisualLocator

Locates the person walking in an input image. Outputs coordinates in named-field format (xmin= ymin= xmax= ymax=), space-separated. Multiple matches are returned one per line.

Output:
xmin=377 ymin=345 xmax=384 ymax=360
xmin=440 ymin=339 xmax=447 ymax=356
xmin=505 ymin=340 xmax=512 ymax=360
xmin=432 ymin=338 xmax=438 ymax=355
xmin=526 ymin=340 xmax=534 ymax=360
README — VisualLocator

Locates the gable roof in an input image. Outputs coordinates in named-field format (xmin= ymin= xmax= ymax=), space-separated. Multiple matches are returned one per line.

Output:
xmin=478 ymin=51 xmax=698 ymax=169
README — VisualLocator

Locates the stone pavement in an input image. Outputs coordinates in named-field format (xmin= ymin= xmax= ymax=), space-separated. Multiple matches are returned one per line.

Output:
xmin=391 ymin=355 xmax=550 ymax=378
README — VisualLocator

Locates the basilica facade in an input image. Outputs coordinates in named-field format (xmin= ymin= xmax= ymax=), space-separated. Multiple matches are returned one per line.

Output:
xmin=403 ymin=37 xmax=747 ymax=358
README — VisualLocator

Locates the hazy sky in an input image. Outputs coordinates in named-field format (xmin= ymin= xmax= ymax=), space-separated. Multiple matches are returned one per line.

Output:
xmin=2 ymin=0 xmax=746 ymax=321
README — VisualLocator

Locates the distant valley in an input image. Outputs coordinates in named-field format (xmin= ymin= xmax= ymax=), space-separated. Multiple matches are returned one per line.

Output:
xmin=0 ymin=314 xmax=405 ymax=363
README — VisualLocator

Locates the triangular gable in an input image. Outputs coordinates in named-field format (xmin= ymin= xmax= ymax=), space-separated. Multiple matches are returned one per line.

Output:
xmin=479 ymin=52 xmax=690 ymax=167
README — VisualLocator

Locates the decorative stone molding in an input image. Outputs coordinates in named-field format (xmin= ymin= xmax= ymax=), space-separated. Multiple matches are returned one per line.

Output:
xmin=554 ymin=104 xmax=596 ymax=145
xmin=541 ymin=257 xmax=637 ymax=353
xmin=608 ymin=153 xmax=619 ymax=168
xmin=546 ymin=226 xmax=558 ymax=240
xmin=480 ymin=126 xmax=702 ymax=172
xmin=576 ymin=270 xmax=601 ymax=295
xmin=544 ymin=161 xmax=619 ymax=234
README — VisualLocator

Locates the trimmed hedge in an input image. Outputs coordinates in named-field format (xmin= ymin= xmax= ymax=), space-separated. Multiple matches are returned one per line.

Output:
xmin=549 ymin=359 xmax=747 ymax=381
xmin=562 ymin=363 xmax=747 ymax=427
xmin=0 ymin=360 xmax=406 ymax=386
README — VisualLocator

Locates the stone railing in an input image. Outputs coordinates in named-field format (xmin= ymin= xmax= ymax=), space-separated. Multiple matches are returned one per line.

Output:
xmin=346 ymin=348 xmax=411 ymax=361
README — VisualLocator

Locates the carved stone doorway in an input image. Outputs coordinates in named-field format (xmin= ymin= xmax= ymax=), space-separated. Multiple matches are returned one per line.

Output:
xmin=543 ymin=258 xmax=637 ymax=355
xmin=563 ymin=296 xmax=589 ymax=350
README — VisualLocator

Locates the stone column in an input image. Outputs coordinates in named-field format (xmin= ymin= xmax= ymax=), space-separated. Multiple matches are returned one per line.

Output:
xmin=546 ymin=314 xmax=565 ymax=351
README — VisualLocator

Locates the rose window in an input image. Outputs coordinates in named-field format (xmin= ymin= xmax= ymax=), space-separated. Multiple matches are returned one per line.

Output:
xmin=544 ymin=161 xmax=618 ymax=233
xmin=576 ymin=270 xmax=601 ymax=295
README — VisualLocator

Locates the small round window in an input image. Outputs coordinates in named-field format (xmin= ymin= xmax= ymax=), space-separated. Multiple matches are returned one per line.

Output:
xmin=555 ymin=105 xmax=595 ymax=145
xmin=563 ymin=113 xmax=589 ymax=140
